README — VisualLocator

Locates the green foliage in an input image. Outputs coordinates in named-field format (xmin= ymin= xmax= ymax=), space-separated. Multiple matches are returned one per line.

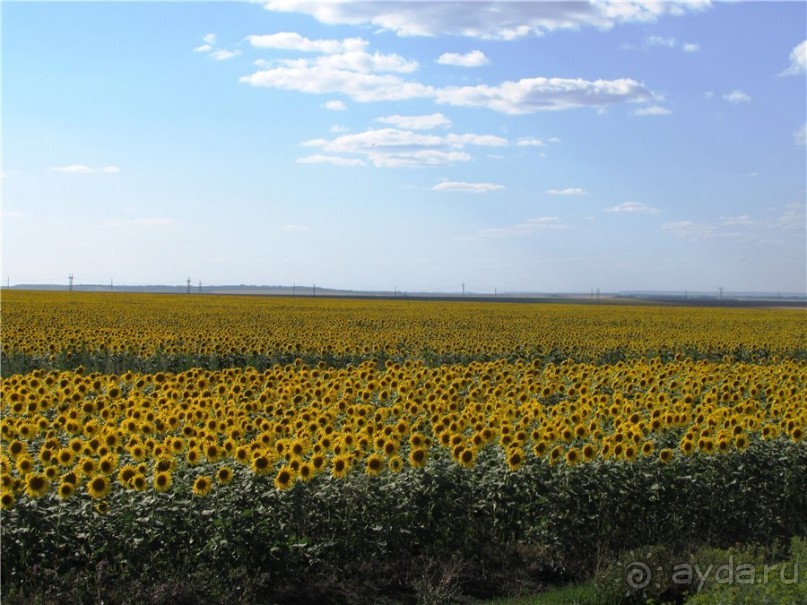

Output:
xmin=2 ymin=443 xmax=805 ymax=604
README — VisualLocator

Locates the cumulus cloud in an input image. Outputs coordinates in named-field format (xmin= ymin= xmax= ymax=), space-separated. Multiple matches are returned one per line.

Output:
xmin=433 ymin=181 xmax=505 ymax=193
xmin=300 ymin=127 xmax=506 ymax=167
xmin=194 ymin=34 xmax=240 ymax=60
xmin=323 ymin=100 xmax=347 ymax=111
xmin=547 ymin=187 xmax=586 ymax=196
xmin=437 ymin=50 xmax=490 ymax=67
xmin=435 ymin=77 xmax=653 ymax=114
xmin=375 ymin=113 xmax=451 ymax=130
xmin=478 ymin=216 xmax=564 ymax=238
xmin=623 ymin=35 xmax=700 ymax=52
xmin=240 ymin=58 xmax=432 ymax=102
xmin=780 ymin=40 xmax=806 ymax=76
xmin=723 ymin=90 xmax=751 ymax=104
xmin=796 ymin=123 xmax=807 ymax=146
xmin=263 ymin=1 xmax=711 ymax=40
xmin=210 ymin=49 xmax=241 ymax=61
xmin=604 ymin=201 xmax=659 ymax=214
xmin=50 ymin=165 xmax=121 ymax=174
xmin=296 ymin=154 xmax=366 ymax=167
xmin=246 ymin=32 xmax=367 ymax=54
xmin=632 ymin=105 xmax=671 ymax=116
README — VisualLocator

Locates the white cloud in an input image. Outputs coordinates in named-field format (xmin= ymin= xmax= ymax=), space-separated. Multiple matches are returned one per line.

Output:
xmin=662 ymin=220 xmax=719 ymax=239
xmin=296 ymin=154 xmax=366 ymax=167
xmin=547 ymin=188 xmax=586 ymax=196
xmin=723 ymin=90 xmax=751 ymax=104
xmin=437 ymin=50 xmax=490 ymax=67
xmin=263 ymin=1 xmax=711 ymax=40
xmin=682 ymin=43 xmax=700 ymax=53
xmin=203 ymin=33 xmax=217 ymax=45
xmin=375 ymin=113 xmax=451 ymax=130
xmin=632 ymin=105 xmax=671 ymax=116
xmin=240 ymin=60 xmax=434 ymax=102
xmin=323 ymin=100 xmax=347 ymax=111
xmin=516 ymin=137 xmax=547 ymax=147
xmin=797 ymin=123 xmax=807 ymax=146
xmin=645 ymin=35 xmax=677 ymax=48
xmin=194 ymin=44 xmax=213 ymax=53
xmin=300 ymin=127 xmax=505 ymax=168
xmin=246 ymin=32 xmax=367 ymax=54
xmin=478 ymin=216 xmax=564 ymax=238
xmin=329 ymin=125 xmax=349 ymax=133
xmin=719 ymin=214 xmax=754 ymax=226
xmin=435 ymin=77 xmax=653 ymax=115
xmin=433 ymin=181 xmax=505 ymax=193
xmin=780 ymin=40 xmax=807 ymax=76
xmin=210 ymin=49 xmax=241 ymax=61
xmin=604 ymin=201 xmax=659 ymax=214
xmin=51 ymin=164 xmax=120 ymax=174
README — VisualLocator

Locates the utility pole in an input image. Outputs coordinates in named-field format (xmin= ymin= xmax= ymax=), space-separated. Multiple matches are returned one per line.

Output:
xmin=462 ymin=283 xmax=465 ymax=297
xmin=313 ymin=283 xmax=316 ymax=297
xmin=494 ymin=287 xmax=497 ymax=298
xmin=198 ymin=280 xmax=202 ymax=294
xmin=187 ymin=277 xmax=192 ymax=294
xmin=718 ymin=286 xmax=724 ymax=305
xmin=69 ymin=274 xmax=74 ymax=292
xmin=110 ymin=278 xmax=113 ymax=291
xmin=292 ymin=283 xmax=296 ymax=297
xmin=596 ymin=288 xmax=600 ymax=303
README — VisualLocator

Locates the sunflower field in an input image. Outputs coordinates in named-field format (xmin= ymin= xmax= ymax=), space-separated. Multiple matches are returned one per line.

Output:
xmin=1 ymin=291 xmax=805 ymax=604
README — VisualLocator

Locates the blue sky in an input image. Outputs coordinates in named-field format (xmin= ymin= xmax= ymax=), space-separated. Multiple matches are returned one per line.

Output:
xmin=3 ymin=1 xmax=805 ymax=294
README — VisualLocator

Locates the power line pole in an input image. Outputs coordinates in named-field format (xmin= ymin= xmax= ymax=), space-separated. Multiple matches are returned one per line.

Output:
xmin=69 ymin=274 xmax=73 ymax=292
xmin=110 ymin=278 xmax=113 ymax=291
xmin=313 ymin=283 xmax=316 ymax=297
xmin=198 ymin=280 xmax=202 ymax=294
xmin=187 ymin=277 xmax=192 ymax=294
xmin=719 ymin=286 xmax=724 ymax=305
xmin=462 ymin=283 xmax=465 ymax=297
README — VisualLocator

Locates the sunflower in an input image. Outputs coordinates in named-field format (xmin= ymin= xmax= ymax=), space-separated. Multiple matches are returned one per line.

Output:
xmin=658 ymin=448 xmax=674 ymax=464
xmin=582 ymin=443 xmax=597 ymax=462
xmin=117 ymin=465 xmax=137 ymax=488
xmin=216 ymin=466 xmax=234 ymax=485
xmin=296 ymin=462 xmax=313 ymax=482
xmin=274 ymin=467 xmax=295 ymax=490
xmin=388 ymin=455 xmax=403 ymax=473
xmin=1 ymin=490 xmax=16 ymax=510
xmin=251 ymin=454 xmax=272 ymax=476
xmin=57 ymin=481 xmax=75 ymax=500
xmin=131 ymin=474 xmax=147 ymax=491
xmin=153 ymin=471 xmax=173 ymax=493
xmin=457 ymin=447 xmax=476 ymax=469
xmin=24 ymin=473 xmax=50 ymax=499
xmin=734 ymin=434 xmax=749 ymax=451
xmin=505 ymin=448 xmax=525 ymax=472
xmin=192 ymin=475 xmax=213 ymax=497
xmin=365 ymin=454 xmax=384 ymax=476
xmin=565 ymin=448 xmax=580 ymax=466
xmin=408 ymin=447 xmax=428 ymax=469
xmin=15 ymin=456 xmax=34 ymax=475
xmin=86 ymin=475 xmax=111 ymax=500
xmin=94 ymin=501 xmax=110 ymax=515
xmin=331 ymin=455 xmax=350 ymax=479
